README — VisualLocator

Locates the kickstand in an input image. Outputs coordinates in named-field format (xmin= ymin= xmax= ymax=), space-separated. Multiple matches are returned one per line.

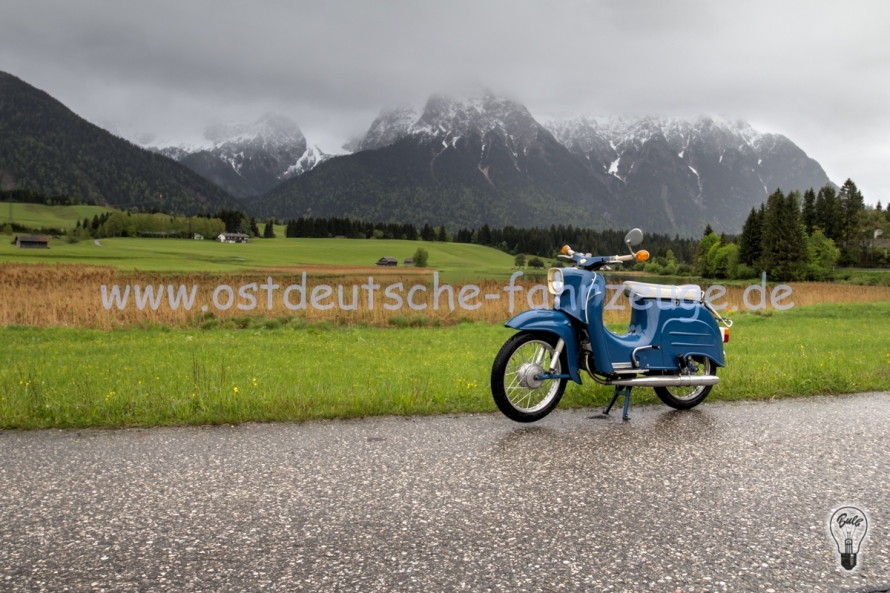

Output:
xmin=603 ymin=385 xmax=633 ymax=421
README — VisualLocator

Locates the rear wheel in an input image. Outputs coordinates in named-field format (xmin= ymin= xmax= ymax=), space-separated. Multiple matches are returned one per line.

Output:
xmin=653 ymin=355 xmax=714 ymax=410
xmin=491 ymin=332 xmax=567 ymax=422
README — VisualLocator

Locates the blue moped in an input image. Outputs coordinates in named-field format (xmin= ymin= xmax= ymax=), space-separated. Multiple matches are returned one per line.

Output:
xmin=491 ymin=229 xmax=732 ymax=422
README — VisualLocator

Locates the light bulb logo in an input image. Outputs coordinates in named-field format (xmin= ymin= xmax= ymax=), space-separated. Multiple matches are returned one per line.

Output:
xmin=828 ymin=505 xmax=869 ymax=571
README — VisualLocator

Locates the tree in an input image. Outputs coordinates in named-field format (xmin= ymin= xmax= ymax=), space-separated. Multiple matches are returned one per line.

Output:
xmin=263 ymin=221 xmax=275 ymax=238
xmin=694 ymin=230 xmax=720 ymax=277
xmin=528 ymin=257 xmax=545 ymax=269
xmin=837 ymin=179 xmax=865 ymax=265
xmin=737 ymin=206 xmax=763 ymax=267
xmin=514 ymin=254 xmax=526 ymax=268
xmin=420 ymin=223 xmax=434 ymax=241
xmin=436 ymin=225 xmax=448 ymax=242
xmin=805 ymin=230 xmax=839 ymax=280
xmin=801 ymin=188 xmax=816 ymax=235
xmin=760 ymin=189 xmax=808 ymax=281
xmin=708 ymin=243 xmax=739 ymax=279
xmin=476 ymin=224 xmax=492 ymax=246
xmin=814 ymin=185 xmax=843 ymax=243
xmin=412 ymin=247 xmax=429 ymax=267
xmin=98 ymin=211 xmax=135 ymax=238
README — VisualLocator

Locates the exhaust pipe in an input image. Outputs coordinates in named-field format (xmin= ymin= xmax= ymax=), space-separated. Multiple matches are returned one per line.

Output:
xmin=605 ymin=375 xmax=720 ymax=388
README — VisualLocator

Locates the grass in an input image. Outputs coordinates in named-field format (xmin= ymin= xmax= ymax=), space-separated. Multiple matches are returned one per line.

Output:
xmin=2 ymin=202 xmax=114 ymax=230
xmin=833 ymin=268 xmax=890 ymax=287
xmin=0 ymin=235 xmax=519 ymax=282
xmin=1 ymin=302 xmax=888 ymax=429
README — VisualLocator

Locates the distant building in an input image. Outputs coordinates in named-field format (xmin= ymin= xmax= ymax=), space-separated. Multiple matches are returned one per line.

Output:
xmin=375 ymin=257 xmax=398 ymax=266
xmin=218 ymin=233 xmax=250 ymax=243
xmin=14 ymin=235 xmax=49 ymax=249
xmin=193 ymin=233 xmax=204 ymax=240
xmin=403 ymin=258 xmax=414 ymax=265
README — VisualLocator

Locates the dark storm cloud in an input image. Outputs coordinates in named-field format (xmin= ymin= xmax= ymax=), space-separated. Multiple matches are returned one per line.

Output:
xmin=2 ymin=0 xmax=889 ymax=199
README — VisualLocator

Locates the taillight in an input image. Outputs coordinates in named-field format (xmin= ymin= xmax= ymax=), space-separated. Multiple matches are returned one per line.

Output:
xmin=721 ymin=327 xmax=730 ymax=343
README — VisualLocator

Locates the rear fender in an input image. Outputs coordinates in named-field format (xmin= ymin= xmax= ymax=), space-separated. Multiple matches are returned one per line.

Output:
xmin=505 ymin=310 xmax=582 ymax=384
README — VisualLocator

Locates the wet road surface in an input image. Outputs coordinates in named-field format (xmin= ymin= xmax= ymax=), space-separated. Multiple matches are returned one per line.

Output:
xmin=2 ymin=393 xmax=890 ymax=592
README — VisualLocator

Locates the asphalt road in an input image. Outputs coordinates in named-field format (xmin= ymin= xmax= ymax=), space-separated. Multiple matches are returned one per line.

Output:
xmin=2 ymin=393 xmax=890 ymax=592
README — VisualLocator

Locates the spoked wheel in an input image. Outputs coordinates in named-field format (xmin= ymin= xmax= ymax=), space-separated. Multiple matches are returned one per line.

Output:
xmin=654 ymin=355 xmax=715 ymax=410
xmin=491 ymin=332 xmax=567 ymax=422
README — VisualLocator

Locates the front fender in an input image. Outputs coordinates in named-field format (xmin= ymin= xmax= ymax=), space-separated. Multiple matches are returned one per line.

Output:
xmin=505 ymin=310 xmax=582 ymax=384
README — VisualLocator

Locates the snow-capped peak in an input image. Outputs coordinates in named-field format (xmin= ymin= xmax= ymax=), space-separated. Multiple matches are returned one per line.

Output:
xmin=356 ymin=105 xmax=423 ymax=152
xmin=203 ymin=113 xmax=306 ymax=150
xmin=545 ymin=114 xmax=775 ymax=161
xmin=132 ymin=113 xmax=331 ymax=198
xmin=356 ymin=93 xmax=543 ymax=152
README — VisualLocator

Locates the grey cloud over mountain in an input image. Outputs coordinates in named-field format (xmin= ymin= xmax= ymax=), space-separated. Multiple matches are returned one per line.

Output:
xmin=2 ymin=0 xmax=888 ymax=202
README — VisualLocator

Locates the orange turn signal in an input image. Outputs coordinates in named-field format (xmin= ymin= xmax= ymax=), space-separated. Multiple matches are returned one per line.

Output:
xmin=722 ymin=327 xmax=730 ymax=343
xmin=635 ymin=250 xmax=650 ymax=262
xmin=561 ymin=245 xmax=570 ymax=255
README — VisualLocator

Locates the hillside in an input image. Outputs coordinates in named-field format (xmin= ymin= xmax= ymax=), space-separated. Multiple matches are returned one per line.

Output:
xmin=2 ymin=202 xmax=113 ymax=230
xmin=0 ymin=71 xmax=241 ymax=214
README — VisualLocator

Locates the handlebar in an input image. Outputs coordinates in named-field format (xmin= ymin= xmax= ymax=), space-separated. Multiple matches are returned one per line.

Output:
xmin=559 ymin=244 xmax=649 ymax=269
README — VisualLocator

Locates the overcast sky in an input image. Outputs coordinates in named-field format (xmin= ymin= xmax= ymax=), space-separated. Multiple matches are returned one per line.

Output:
xmin=3 ymin=0 xmax=889 ymax=203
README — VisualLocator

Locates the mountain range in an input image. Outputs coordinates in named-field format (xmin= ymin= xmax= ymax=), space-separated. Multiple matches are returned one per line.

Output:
xmin=0 ymin=71 xmax=240 ymax=214
xmin=249 ymin=94 xmax=619 ymax=230
xmin=143 ymin=114 xmax=331 ymax=199
xmin=545 ymin=115 xmax=831 ymax=235
xmin=246 ymin=93 xmax=832 ymax=235
xmin=1 ymin=68 xmax=833 ymax=236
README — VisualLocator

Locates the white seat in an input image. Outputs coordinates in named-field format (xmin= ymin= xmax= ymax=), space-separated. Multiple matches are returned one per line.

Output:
xmin=622 ymin=281 xmax=702 ymax=302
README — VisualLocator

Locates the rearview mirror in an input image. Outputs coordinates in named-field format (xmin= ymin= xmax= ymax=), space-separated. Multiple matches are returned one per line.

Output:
xmin=624 ymin=228 xmax=643 ymax=247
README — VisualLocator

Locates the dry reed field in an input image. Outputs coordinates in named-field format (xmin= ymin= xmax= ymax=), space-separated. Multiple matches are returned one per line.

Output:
xmin=2 ymin=263 xmax=889 ymax=329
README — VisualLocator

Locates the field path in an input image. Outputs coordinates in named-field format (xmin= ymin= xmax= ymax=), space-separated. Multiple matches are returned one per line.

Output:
xmin=2 ymin=393 xmax=889 ymax=591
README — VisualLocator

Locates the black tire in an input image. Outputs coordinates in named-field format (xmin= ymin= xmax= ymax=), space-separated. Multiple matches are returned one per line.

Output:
xmin=491 ymin=332 xmax=567 ymax=422
xmin=653 ymin=356 xmax=715 ymax=410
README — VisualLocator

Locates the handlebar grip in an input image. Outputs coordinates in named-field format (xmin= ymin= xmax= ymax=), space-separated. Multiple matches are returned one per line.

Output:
xmin=615 ymin=254 xmax=634 ymax=262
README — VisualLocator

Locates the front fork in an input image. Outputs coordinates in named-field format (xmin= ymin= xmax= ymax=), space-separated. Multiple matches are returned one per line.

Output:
xmin=534 ymin=337 xmax=569 ymax=378
xmin=547 ymin=338 xmax=565 ymax=371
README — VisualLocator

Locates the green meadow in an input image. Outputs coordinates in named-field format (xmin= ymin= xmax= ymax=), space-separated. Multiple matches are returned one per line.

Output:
xmin=0 ymin=234 xmax=521 ymax=282
xmin=2 ymin=202 xmax=114 ymax=230
xmin=2 ymin=302 xmax=888 ymax=429
xmin=1 ymin=203 xmax=525 ymax=281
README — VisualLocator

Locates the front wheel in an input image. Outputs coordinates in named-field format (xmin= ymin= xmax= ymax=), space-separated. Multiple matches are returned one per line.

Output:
xmin=491 ymin=332 xmax=567 ymax=422
xmin=653 ymin=355 xmax=715 ymax=410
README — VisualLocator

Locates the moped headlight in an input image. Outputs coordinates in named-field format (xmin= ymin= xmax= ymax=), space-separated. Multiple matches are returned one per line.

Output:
xmin=547 ymin=268 xmax=565 ymax=295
